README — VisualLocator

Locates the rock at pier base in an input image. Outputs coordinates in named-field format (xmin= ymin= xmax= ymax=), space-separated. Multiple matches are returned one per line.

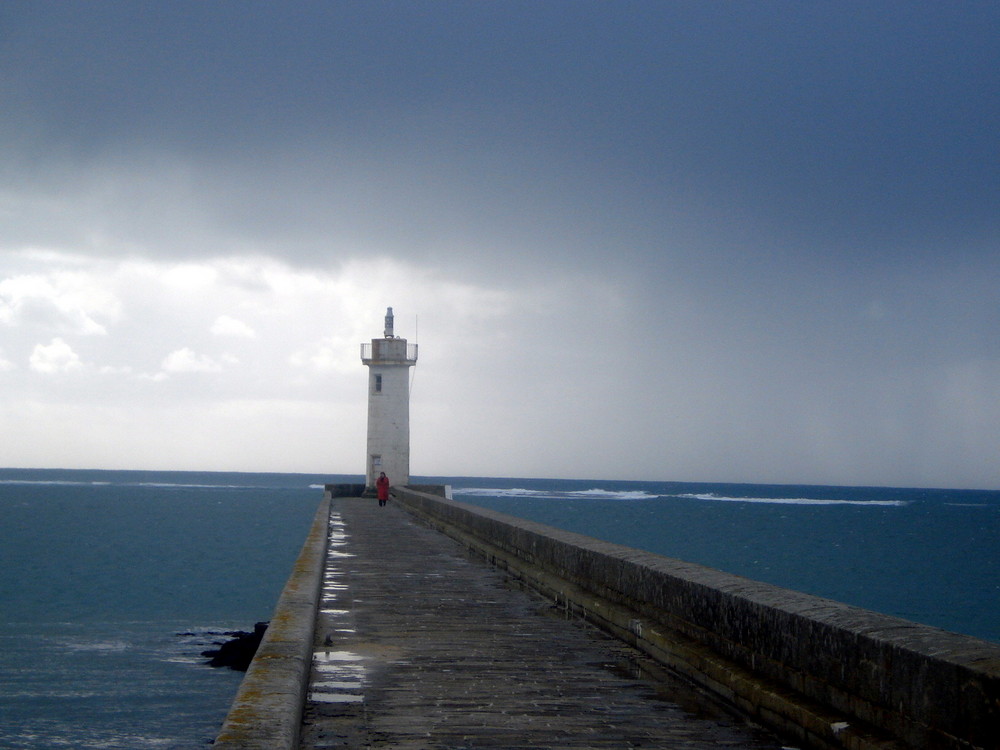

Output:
xmin=202 ymin=621 xmax=268 ymax=671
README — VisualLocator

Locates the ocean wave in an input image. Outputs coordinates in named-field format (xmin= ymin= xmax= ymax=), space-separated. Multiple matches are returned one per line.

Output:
xmin=674 ymin=493 xmax=908 ymax=507
xmin=0 ymin=479 xmax=111 ymax=486
xmin=55 ymin=637 xmax=131 ymax=652
xmin=453 ymin=487 xmax=658 ymax=501
xmin=0 ymin=478 xmax=251 ymax=490
xmin=568 ymin=489 xmax=657 ymax=500
xmin=453 ymin=487 xmax=549 ymax=497
xmin=133 ymin=481 xmax=250 ymax=489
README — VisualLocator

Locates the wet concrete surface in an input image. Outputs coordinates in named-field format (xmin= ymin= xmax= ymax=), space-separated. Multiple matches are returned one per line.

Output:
xmin=299 ymin=498 xmax=796 ymax=749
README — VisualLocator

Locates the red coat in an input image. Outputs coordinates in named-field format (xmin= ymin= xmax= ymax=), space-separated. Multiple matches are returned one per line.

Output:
xmin=375 ymin=475 xmax=390 ymax=501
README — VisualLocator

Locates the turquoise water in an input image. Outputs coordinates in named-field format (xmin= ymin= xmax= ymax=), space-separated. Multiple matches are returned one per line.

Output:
xmin=0 ymin=469 xmax=343 ymax=749
xmin=446 ymin=478 xmax=1000 ymax=643
xmin=2 ymin=469 xmax=998 ymax=747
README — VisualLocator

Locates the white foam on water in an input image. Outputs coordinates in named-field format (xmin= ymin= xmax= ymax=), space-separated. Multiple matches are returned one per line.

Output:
xmin=568 ymin=488 xmax=656 ymax=500
xmin=57 ymin=637 xmax=130 ymax=652
xmin=453 ymin=487 xmax=552 ymax=498
xmin=453 ymin=487 xmax=658 ymax=501
xmin=0 ymin=479 xmax=101 ymax=486
xmin=675 ymin=493 xmax=908 ymax=507
xmin=133 ymin=481 xmax=250 ymax=489
xmin=0 ymin=478 xmax=258 ymax=490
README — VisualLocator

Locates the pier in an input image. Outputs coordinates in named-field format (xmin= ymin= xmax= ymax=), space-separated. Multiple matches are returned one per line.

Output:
xmin=215 ymin=487 xmax=1000 ymax=750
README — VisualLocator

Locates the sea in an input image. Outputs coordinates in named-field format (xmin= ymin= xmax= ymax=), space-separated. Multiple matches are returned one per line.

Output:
xmin=1 ymin=469 xmax=998 ymax=749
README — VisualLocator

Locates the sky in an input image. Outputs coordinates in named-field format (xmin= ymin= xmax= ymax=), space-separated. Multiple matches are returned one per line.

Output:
xmin=1 ymin=2 xmax=998 ymax=489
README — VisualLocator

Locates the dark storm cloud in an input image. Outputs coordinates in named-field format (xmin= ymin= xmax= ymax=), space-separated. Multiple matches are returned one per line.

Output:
xmin=4 ymin=2 xmax=996 ymax=266
xmin=2 ymin=2 xmax=999 ymax=486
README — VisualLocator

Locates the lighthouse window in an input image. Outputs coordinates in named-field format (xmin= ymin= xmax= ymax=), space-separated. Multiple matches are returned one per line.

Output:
xmin=374 ymin=374 xmax=382 ymax=392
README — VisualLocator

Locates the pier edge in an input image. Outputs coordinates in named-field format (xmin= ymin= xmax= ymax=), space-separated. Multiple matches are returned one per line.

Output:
xmin=213 ymin=496 xmax=331 ymax=750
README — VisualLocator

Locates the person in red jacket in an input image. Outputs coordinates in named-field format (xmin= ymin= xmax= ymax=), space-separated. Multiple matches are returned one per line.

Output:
xmin=376 ymin=472 xmax=390 ymax=507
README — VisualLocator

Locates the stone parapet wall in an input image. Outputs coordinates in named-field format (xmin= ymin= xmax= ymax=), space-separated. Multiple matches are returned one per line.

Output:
xmin=394 ymin=486 xmax=1000 ymax=750
xmin=324 ymin=483 xmax=366 ymax=498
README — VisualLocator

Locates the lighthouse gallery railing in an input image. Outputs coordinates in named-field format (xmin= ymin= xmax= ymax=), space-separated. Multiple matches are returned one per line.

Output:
xmin=360 ymin=342 xmax=418 ymax=363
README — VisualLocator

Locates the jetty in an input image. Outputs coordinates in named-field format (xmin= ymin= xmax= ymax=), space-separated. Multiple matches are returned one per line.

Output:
xmin=214 ymin=486 xmax=1000 ymax=750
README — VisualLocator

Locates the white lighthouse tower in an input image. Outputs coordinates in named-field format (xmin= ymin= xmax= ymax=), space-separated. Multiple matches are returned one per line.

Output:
xmin=361 ymin=307 xmax=418 ymax=491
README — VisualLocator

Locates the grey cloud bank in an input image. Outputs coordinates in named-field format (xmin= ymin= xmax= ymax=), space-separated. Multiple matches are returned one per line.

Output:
xmin=1 ymin=3 xmax=998 ymax=488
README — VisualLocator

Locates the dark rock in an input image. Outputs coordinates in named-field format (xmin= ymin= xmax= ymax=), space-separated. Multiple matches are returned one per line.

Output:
xmin=201 ymin=621 xmax=268 ymax=671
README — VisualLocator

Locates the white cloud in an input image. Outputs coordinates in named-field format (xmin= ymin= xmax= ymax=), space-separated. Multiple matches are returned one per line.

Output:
xmin=161 ymin=347 xmax=224 ymax=373
xmin=162 ymin=263 xmax=219 ymax=290
xmin=289 ymin=337 xmax=358 ymax=374
xmin=0 ymin=271 xmax=120 ymax=334
xmin=2 ymin=245 xmax=998 ymax=488
xmin=29 ymin=337 xmax=83 ymax=373
xmin=98 ymin=364 xmax=134 ymax=375
xmin=0 ymin=349 xmax=14 ymax=371
xmin=211 ymin=315 xmax=256 ymax=338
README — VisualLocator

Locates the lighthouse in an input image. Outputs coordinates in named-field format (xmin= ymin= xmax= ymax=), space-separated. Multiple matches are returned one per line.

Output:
xmin=361 ymin=307 xmax=418 ymax=491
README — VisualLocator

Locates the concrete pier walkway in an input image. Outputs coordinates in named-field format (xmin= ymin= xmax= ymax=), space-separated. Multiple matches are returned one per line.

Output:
xmin=299 ymin=498 xmax=790 ymax=749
